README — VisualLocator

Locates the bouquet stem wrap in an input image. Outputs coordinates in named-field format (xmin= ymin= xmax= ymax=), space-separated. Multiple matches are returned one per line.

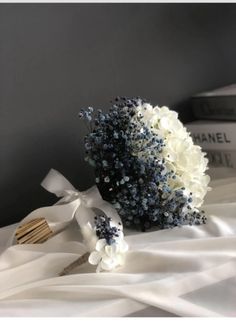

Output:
xmin=7 ymin=169 xmax=122 ymax=248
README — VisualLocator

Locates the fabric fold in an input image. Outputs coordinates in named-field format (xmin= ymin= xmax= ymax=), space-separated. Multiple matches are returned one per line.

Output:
xmin=0 ymin=175 xmax=236 ymax=316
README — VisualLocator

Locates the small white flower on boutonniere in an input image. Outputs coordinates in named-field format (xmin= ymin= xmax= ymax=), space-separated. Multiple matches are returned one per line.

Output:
xmin=59 ymin=214 xmax=128 ymax=276
xmin=88 ymin=215 xmax=128 ymax=272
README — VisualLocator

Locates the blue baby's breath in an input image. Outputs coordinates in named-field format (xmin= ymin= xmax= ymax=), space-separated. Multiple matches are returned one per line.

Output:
xmin=79 ymin=97 xmax=207 ymax=231
xmin=94 ymin=215 xmax=119 ymax=246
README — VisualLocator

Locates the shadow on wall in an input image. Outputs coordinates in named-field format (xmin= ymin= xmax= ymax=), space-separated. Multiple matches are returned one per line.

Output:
xmin=0 ymin=124 xmax=95 ymax=227
xmin=1 ymin=3 xmax=236 ymax=226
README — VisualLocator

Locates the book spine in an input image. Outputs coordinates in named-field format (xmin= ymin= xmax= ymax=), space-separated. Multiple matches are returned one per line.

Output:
xmin=186 ymin=123 xmax=236 ymax=150
xmin=206 ymin=150 xmax=236 ymax=169
xmin=192 ymin=96 xmax=236 ymax=120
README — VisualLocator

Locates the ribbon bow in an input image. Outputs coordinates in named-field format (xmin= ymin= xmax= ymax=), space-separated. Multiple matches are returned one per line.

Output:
xmin=9 ymin=169 xmax=123 ymax=247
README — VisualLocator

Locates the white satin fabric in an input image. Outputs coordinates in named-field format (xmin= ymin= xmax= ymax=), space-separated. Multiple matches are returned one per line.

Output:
xmin=0 ymin=169 xmax=236 ymax=317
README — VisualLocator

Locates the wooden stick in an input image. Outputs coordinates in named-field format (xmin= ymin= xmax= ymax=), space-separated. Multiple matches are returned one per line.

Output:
xmin=15 ymin=218 xmax=53 ymax=244
xmin=26 ymin=226 xmax=52 ymax=244
xmin=59 ymin=252 xmax=90 ymax=276
xmin=16 ymin=223 xmax=48 ymax=243
xmin=37 ymin=232 xmax=53 ymax=244
xmin=15 ymin=218 xmax=44 ymax=234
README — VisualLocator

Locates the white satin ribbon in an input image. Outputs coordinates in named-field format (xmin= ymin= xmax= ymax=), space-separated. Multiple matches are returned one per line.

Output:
xmin=6 ymin=169 xmax=122 ymax=248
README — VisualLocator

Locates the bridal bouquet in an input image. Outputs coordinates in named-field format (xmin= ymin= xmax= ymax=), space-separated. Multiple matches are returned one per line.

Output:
xmin=80 ymin=97 xmax=210 ymax=231
xmin=11 ymin=96 xmax=210 ymax=275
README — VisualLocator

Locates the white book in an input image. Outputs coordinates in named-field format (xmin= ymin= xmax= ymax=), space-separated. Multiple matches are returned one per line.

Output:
xmin=192 ymin=84 xmax=236 ymax=120
xmin=206 ymin=150 xmax=236 ymax=169
xmin=186 ymin=120 xmax=236 ymax=150
xmin=194 ymin=84 xmax=236 ymax=97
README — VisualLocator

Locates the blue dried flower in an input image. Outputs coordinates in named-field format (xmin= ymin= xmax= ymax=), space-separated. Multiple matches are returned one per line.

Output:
xmin=79 ymin=97 xmax=207 ymax=231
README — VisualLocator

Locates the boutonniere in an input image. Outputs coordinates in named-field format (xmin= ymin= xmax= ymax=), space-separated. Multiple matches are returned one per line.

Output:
xmin=59 ymin=214 xmax=128 ymax=275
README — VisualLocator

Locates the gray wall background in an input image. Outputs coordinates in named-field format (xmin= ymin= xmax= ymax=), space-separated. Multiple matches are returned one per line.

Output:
xmin=1 ymin=3 xmax=236 ymax=227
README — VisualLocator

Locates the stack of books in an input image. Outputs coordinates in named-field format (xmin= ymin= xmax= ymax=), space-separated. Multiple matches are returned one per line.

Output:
xmin=187 ymin=84 xmax=236 ymax=171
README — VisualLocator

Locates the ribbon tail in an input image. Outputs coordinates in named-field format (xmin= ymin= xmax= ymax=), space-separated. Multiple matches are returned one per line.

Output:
xmin=5 ymin=169 xmax=82 ymax=248
xmin=41 ymin=169 xmax=77 ymax=198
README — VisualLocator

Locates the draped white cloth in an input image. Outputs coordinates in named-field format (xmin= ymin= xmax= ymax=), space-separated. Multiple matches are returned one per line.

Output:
xmin=0 ymin=169 xmax=236 ymax=317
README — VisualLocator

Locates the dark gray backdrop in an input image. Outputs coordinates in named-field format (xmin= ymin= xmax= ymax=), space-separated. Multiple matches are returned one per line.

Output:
xmin=1 ymin=3 xmax=236 ymax=227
